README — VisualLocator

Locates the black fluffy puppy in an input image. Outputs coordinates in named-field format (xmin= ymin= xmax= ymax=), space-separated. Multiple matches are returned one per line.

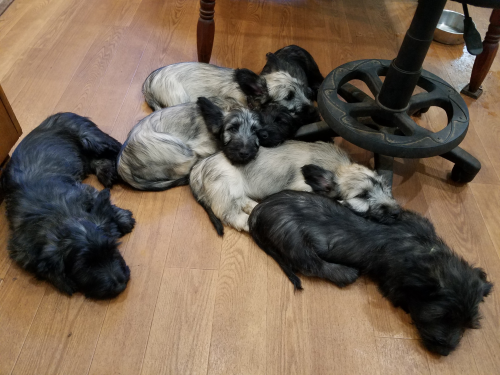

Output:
xmin=249 ymin=167 xmax=492 ymax=356
xmin=262 ymin=45 xmax=325 ymax=101
xmin=257 ymin=103 xmax=302 ymax=147
xmin=2 ymin=113 xmax=135 ymax=299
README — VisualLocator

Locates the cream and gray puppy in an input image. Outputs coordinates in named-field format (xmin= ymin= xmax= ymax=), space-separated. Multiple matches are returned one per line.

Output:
xmin=117 ymin=97 xmax=263 ymax=191
xmin=142 ymin=60 xmax=319 ymax=124
xmin=190 ymin=141 xmax=401 ymax=235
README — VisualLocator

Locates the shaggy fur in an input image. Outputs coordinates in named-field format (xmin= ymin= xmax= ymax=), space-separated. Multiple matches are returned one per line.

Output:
xmin=142 ymin=61 xmax=319 ymax=125
xmin=117 ymin=96 xmax=264 ymax=191
xmin=190 ymin=141 xmax=400 ymax=235
xmin=261 ymin=45 xmax=325 ymax=101
xmin=248 ymin=189 xmax=493 ymax=356
xmin=2 ymin=113 xmax=135 ymax=299
xmin=257 ymin=103 xmax=302 ymax=147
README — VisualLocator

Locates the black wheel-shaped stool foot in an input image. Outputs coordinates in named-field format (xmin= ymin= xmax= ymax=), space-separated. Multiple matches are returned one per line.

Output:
xmin=317 ymin=59 xmax=481 ymax=184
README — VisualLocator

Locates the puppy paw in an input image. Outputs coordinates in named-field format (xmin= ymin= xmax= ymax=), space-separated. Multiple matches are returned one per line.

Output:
xmin=335 ymin=266 xmax=360 ymax=287
xmin=92 ymin=159 xmax=119 ymax=188
xmin=242 ymin=200 xmax=258 ymax=215
xmin=113 ymin=207 xmax=136 ymax=236
xmin=322 ymin=263 xmax=360 ymax=287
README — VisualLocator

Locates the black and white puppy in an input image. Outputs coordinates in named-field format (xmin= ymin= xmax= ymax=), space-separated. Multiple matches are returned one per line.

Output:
xmin=261 ymin=45 xmax=325 ymax=101
xmin=2 ymin=113 xmax=135 ymax=299
xmin=249 ymin=175 xmax=493 ymax=356
xmin=190 ymin=141 xmax=400 ymax=235
xmin=118 ymin=96 xmax=265 ymax=191
xmin=142 ymin=61 xmax=318 ymax=125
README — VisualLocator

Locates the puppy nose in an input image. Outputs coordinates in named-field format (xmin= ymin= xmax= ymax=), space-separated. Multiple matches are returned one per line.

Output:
xmin=390 ymin=206 xmax=402 ymax=219
xmin=382 ymin=205 xmax=401 ymax=219
xmin=239 ymin=151 xmax=250 ymax=159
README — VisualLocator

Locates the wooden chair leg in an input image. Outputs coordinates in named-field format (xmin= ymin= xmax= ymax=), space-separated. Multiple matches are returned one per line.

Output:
xmin=197 ymin=0 xmax=216 ymax=63
xmin=462 ymin=9 xmax=500 ymax=99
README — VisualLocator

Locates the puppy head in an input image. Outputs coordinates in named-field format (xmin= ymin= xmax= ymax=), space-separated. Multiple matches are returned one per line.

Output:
xmin=257 ymin=103 xmax=298 ymax=147
xmin=234 ymin=68 xmax=270 ymax=108
xmin=60 ymin=220 xmax=130 ymax=299
xmin=406 ymin=252 xmax=493 ymax=356
xmin=301 ymin=164 xmax=401 ymax=223
xmin=221 ymin=108 xmax=263 ymax=164
xmin=197 ymin=97 xmax=262 ymax=164
xmin=261 ymin=53 xmax=319 ymax=123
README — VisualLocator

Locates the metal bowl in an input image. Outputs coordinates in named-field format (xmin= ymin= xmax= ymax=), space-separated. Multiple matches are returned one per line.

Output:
xmin=434 ymin=10 xmax=465 ymax=45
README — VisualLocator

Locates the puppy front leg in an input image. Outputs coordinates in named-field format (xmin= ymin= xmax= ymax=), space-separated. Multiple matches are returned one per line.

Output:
xmin=111 ymin=206 xmax=136 ymax=236
xmin=232 ymin=212 xmax=251 ymax=232
xmin=242 ymin=199 xmax=259 ymax=215
xmin=90 ymin=159 xmax=119 ymax=188
xmin=289 ymin=178 xmax=314 ymax=192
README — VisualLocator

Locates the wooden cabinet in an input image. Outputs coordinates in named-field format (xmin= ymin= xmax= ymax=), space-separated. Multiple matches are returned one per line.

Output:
xmin=0 ymin=84 xmax=22 ymax=184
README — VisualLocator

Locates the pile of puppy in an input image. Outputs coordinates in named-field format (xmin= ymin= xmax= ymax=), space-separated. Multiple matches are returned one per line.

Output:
xmin=1 ymin=46 xmax=492 ymax=356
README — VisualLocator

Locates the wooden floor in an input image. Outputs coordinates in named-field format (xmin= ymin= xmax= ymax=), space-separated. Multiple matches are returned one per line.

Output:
xmin=1 ymin=0 xmax=499 ymax=374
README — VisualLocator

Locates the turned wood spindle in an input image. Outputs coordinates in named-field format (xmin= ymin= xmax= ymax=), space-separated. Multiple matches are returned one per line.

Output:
xmin=462 ymin=9 xmax=500 ymax=98
xmin=197 ymin=0 xmax=216 ymax=64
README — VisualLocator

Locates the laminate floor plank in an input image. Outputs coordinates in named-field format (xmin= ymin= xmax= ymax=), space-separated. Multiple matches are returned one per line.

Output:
xmin=139 ymin=268 xmax=218 ymax=375
xmin=207 ymin=231 xmax=268 ymax=375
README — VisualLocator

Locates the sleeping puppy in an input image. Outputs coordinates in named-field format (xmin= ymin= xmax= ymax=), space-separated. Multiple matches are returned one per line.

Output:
xmin=261 ymin=45 xmax=325 ymax=101
xmin=118 ymin=97 xmax=265 ymax=191
xmin=249 ymin=172 xmax=492 ymax=356
xmin=190 ymin=140 xmax=400 ymax=235
xmin=142 ymin=61 xmax=318 ymax=125
xmin=2 ymin=113 xmax=135 ymax=299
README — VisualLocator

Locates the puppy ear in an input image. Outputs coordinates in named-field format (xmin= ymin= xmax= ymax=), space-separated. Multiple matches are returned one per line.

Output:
xmin=91 ymin=188 xmax=114 ymax=216
xmin=197 ymin=97 xmax=224 ymax=136
xmin=483 ymin=282 xmax=493 ymax=297
xmin=37 ymin=243 xmax=78 ymax=296
xmin=261 ymin=52 xmax=282 ymax=74
xmin=234 ymin=68 xmax=268 ymax=99
xmin=301 ymin=164 xmax=338 ymax=197
xmin=475 ymin=267 xmax=493 ymax=297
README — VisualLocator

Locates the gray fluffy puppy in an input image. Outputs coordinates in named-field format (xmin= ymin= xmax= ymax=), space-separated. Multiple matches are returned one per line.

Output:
xmin=142 ymin=61 xmax=318 ymax=124
xmin=117 ymin=97 xmax=264 ymax=191
xmin=190 ymin=140 xmax=400 ymax=235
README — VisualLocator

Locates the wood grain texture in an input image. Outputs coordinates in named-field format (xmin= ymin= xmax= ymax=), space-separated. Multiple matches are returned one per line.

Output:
xmin=11 ymin=294 xmax=108 ymax=375
xmin=165 ymin=187 xmax=223 ymax=269
xmin=0 ymin=265 xmax=46 ymax=375
xmin=0 ymin=1 xmax=499 ymax=374
xmin=140 ymin=268 xmax=218 ymax=375
xmin=376 ymin=338 xmax=431 ymax=375
xmin=207 ymin=231 xmax=268 ymax=375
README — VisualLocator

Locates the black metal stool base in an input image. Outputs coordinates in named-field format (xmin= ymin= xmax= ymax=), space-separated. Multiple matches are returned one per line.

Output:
xmin=309 ymin=59 xmax=481 ymax=185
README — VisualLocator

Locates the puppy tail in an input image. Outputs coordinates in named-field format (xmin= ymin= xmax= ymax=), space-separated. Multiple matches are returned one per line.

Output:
xmin=142 ymin=67 xmax=165 ymax=111
xmin=129 ymin=175 xmax=189 ymax=191
xmin=191 ymin=193 xmax=224 ymax=236
xmin=203 ymin=203 xmax=224 ymax=236
xmin=252 ymin=239 xmax=303 ymax=290
xmin=281 ymin=264 xmax=303 ymax=290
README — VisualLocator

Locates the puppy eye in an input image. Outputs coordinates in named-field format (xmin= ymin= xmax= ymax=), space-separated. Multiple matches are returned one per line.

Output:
xmin=285 ymin=91 xmax=295 ymax=101
xmin=251 ymin=126 xmax=257 ymax=132
xmin=356 ymin=191 xmax=370 ymax=199
xmin=229 ymin=126 xmax=238 ymax=133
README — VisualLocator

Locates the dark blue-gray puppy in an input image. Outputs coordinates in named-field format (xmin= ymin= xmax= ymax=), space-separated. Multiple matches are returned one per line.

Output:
xmin=2 ymin=113 xmax=134 ymax=299
xmin=248 ymin=165 xmax=493 ymax=356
